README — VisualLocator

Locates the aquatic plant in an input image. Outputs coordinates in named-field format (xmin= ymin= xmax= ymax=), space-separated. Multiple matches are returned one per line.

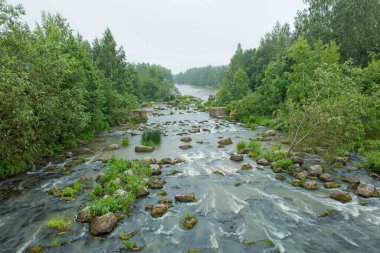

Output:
xmin=121 ymin=137 xmax=130 ymax=146
xmin=141 ymin=130 xmax=162 ymax=147
xmin=47 ymin=217 xmax=72 ymax=231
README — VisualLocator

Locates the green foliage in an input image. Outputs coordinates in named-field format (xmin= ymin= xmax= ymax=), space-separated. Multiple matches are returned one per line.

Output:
xmin=364 ymin=151 xmax=380 ymax=172
xmin=248 ymin=140 xmax=262 ymax=158
xmin=141 ymin=130 xmax=162 ymax=147
xmin=61 ymin=187 xmax=76 ymax=198
xmin=174 ymin=65 xmax=227 ymax=87
xmin=73 ymin=181 xmax=83 ymax=192
xmin=121 ymin=137 xmax=130 ymax=146
xmin=47 ymin=217 xmax=72 ymax=231
xmin=236 ymin=141 xmax=247 ymax=152
xmin=216 ymin=68 xmax=250 ymax=105
xmin=273 ymin=159 xmax=292 ymax=171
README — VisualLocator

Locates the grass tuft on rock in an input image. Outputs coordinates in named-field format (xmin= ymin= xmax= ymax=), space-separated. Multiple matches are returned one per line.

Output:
xmin=47 ymin=217 xmax=72 ymax=231
xmin=141 ymin=130 xmax=162 ymax=147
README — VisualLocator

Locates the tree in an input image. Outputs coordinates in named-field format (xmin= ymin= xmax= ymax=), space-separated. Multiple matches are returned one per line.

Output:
xmin=216 ymin=68 xmax=250 ymax=105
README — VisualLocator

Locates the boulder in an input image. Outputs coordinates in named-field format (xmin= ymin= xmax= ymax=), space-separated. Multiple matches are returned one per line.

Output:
xmin=290 ymin=179 xmax=303 ymax=187
xmin=149 ymin=164 xmax=162 ymax=175
xmin=149 ymin=179 xmax=165 ymax=189
xmin=90 ymin=213 xmax=118 ymax=236
xmin=230 ymin=154 xmax=244 ymax=162
xmin=324 ymin=182 xmax=341 ymax=189
xmin=159 ymin=157 xmax=173 ymax=165
xmin=180 ymin=137 xmax=192 ymax=142
xmin=319 ymin=173 xmax=333 ymax=182
xmin=257 ymin=158 xmax=270 ymax=166
xmin=342 ymin=177 xmax=360 ymax=189
xmin=239 ymin=148 xmax=252 ymax=155
xmin=150 ymin=204 xmax=169 ymax=218
xmin=218 ymin=137 xmax=233 ymax=145
xmin=142 ymin=157 xmax=157 ymax=164
xmin=355 ymin=184 xmax=379 ymax=198
xmin=179 ymin=144 xmax=192 ymax=150
xmin=241 ymin=164 xmax=253 ymax=170
xmin=330 ymin=190 xmax=352 ymax=203
xmin=302 ymin=180 xmax=318 ymax=190
xmin=295 ymin=171 xmax=308 ymax=180
xmin=135 ymin=145 xmax=155 ymax=153
xmin=175 ymin=193 xmax=196 ymax=202
xmin=104 ymin=144 xmax=119 ymax=151
xmin=209 ymin=107 xmax=228 ymax=119
xmin=135 ymin=189 xmax=149 ymax=198
xmin=308 ymin=165 xmax=323 ymax=177
xmin=129 ymin=109 xmax=148 ymax=123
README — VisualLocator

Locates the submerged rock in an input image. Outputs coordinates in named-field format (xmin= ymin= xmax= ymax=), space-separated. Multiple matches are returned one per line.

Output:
xmin=275 ymin=174 xmax=286 ymax=181
xmin=330 ymin=190 xmax=352 ymax=203
xmin=324 ymin=182 xmax=341 ymax=189
xmin=135 ymin=145 xmax=155 ymax=153
xmin=90 ymin=212 xmax=118 ymax=236
xmin=27 ymin=245 xmax=43 ymax=253
xmin=230 ymin=154 xmax=244 ymax=162
xmin=179 ymin=144 xmax=192 ymax=150
xmin=175 ymin=193 xmax=196 ymax=202
xmin=180 ymin=137 xmax=192 ymax=142
xmin=355 ymin=184 xmax=379 ymax=198
xmin=218 ymin=137 xmax=233 ymax=145
xmin=150 ymin=204 xmax=169 ymax=218
xmin=241 ymin=164 xmax=253 ymax=170
xmin=290 ymin=179 xmax=303 ymax=187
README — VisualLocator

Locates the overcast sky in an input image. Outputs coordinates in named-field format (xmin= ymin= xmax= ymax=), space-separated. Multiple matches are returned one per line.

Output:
xmin=9 ymin=0 xmax=305 ymax=73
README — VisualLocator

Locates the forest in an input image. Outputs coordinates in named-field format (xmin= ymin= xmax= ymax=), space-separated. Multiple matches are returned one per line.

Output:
xmin=212 ymin=0 xmax=380 ymax=167
xmin=174 ymin=65 xmax=227 ymax=87
xmin=0 ymin=0 xmax=175 ymax=178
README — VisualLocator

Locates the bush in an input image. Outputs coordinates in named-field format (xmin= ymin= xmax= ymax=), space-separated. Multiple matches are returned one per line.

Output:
xmin=141 ymin=130 xmax=162 ymax=147
xmin=273 ymin=158 xmax=292 ymax=171
xmin=236 ymin=141 xmax=247 ymax=152
xmin=364 ymin=151 xmax=380 ymax=172
xmin=122 ymin=138 xmax=130 ymax=146
xmin=47 ymin=217 xmax=72 ymax=230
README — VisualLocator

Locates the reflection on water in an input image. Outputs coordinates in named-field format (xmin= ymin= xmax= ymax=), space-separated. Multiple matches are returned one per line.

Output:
xmin=175 ymin=84 xmax=217 ymax=101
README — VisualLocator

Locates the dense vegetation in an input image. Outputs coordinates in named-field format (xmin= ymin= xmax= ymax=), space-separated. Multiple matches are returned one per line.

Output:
xmin=174 ymin=65 xmax=227 ymax=87
xmin=0 ymin=0 xmax=174 ymax=178
xmin=215 ymin=0 xmax=380 ymax=164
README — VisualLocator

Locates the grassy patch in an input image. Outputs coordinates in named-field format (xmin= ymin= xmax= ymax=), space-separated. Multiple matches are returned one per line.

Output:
xmin=364 ymin=150 xmax=380 ymax=172
xmin=236 ymin=140 xmax=247 ymax=152
xmin=141 ymin=130 xmax=162 ymax=147
xmin=121 ymin=137 xmax=130 ymax=146
xmin=47 ymin=217 xmax=72 ymax=231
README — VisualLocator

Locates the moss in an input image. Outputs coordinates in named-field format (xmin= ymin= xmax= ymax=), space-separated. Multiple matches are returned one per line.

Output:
xmin=50 ymin=238 xmax=60 ymax=247
xmin=183 ymin=214 xmax=198 ymax=229
xmin=213 ymin=170 xmax=224 ymax=176
xmin=47 ymin=217 xmax=72 ymax=231
xmin=235 ymin=182 xmax=241 ymax=187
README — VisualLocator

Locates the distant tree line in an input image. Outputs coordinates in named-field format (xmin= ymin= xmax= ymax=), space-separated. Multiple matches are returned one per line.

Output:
xmin=174 ymin=65 xmax=227 ymax=87
xmin=215 ymin=0 xmax=380 ymax=161
xmin=0 ymin=0 xmax=174 ymax=178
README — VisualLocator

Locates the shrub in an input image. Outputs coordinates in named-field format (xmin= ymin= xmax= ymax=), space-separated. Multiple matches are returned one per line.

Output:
xmin=364 ymin=151 xmax=380 ymax=172
xmin=47 ymin=217 xmax=72 ymax=230
xmin=141 ymin=130 xmax=162 ymax=147
xmin=236 ymin=141 xmax=247 ymax=152
xmin=122 ymin=138 xmax=130 ymax=146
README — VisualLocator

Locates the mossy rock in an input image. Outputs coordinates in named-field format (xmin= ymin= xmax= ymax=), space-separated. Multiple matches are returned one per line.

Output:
xmin=27 ymin=245 xmax=43 ymax=253
xmin=213 ymin=170 xmax=224 ymax=176
xmin=243 ymin=238 xmax=274 ymax=247
xmin=168 ymin=170 xmax=182 ymax=176
xmin=188 ymin=250 xmax=201 ymax=253
xmin=234 ymin=182 xmax=242 ymax=187
xmin=157 ymin=190 xmax=167 ymax=196
xmin=183 ymin=216 xmax=198 ymax=229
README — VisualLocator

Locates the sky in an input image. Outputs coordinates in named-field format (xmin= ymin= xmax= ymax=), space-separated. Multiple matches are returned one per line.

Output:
xmin=8 ymin=0 xmax=305 ymax=74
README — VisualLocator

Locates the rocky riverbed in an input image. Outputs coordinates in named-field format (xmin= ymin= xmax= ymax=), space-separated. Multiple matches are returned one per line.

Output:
xmin=1 ymin=84 xmax=380 ymax=253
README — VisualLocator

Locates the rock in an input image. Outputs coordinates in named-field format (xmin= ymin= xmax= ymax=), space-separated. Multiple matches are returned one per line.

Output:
xmin=218 ymin=137 xmax=233 ymax=145
xmin=90 ymin=213 xmax=118 ymax=236
xmin=290 ymin=179 xmax=303 ymax=187
xmin=324 ymin=182 xmax=341 ymax=189
xmin=76 ymin=207 xmax=91 ymax=223
xmin=308 ymin=165 xmax=323 ymax=177
xmin=189 ymin=128 xmax=200 ymax=133
xmin=213 ymin=170 xmax=224 ymax=176
xmin=196 ymin=141 xmax=204 ymax=144
xmin=183 ymin=216 xmax=198 ymax=229
xmin=335 ymin=157 xmax=347 ymax=165
xmin=150 ymin=204 xmax=169 ymax=218
xmin=115 ymin=177 xmax=122 ymax=185
xmin=104 ymin=144 xmax=119 ymax=151
xmin=135 ymin=145 xmax=155 ymax=153
xmin=113 ymin=189 xmax=127 ymax=197
xmin=302 ymin=180 xmax=318 ymax=190
xmin=158 ymin=198 xmax=173 ymax=207
xmin=209 ymin=107 xmax=228 ymax=119
xmin=355 ymin=184 xmax=380 ymax=198
xmin=241 ymin=164 xmax=253 ymax=170
xmin=291 ymin=163 xmax=302 ymax=174
xmin=330 ymin=190 xmax=352 ymax=203
xmin=149 ymin=164 xmax=162 ymax=175
xmin=342 ymin=177 xmax=360 ymax=189
xmin=295 ymin=171 xmax=308 ymax=180
xmin=319 ymin=173 xmax=333 ymax=182
xmin=179 ymin=144 xmax=193 ymax=150
xmin=27 ymin=245 xmax=43 ymax=253
xmin=217 ymin=144 xmax=225 ymax=148
xmin=129 ymin=109 xmax=148 ymax=123
xmin=64 ymin=159 xmax=85 ymax=168
xmin=142 ymin=157 xmax=157 ymax=164
xmin=291 ymin=156 xmax=304 ymax=164
xmin=263 ymin=129 xmax=276 ymax=137
xmin=257 ymin=158 xmax=270 ymax=166
xmin=159 ymin=157 xmax=173 ymax=165
xmin=149 ymin=179 xmax=165 ymax=189
xmin=370 ymin=173 xmax=380 ymax=180
xmin=230 ymin=154 xmax=244 ymax=162
xmin=239 ymin=148 xmax=252 ymax=155
xmin=175 ymin=193 xmax=196 ymax=202
xmin=275 ymin=174 xmax=286 ymax=181
xmin=157 ymin=190 xmax=167 ymax=196
xmin=180 ymin=137 xmax=192 ymax=142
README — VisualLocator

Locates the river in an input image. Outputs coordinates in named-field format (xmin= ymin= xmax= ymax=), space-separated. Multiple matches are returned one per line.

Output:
xmin=0 ymin=85 xmax=380 ymax=253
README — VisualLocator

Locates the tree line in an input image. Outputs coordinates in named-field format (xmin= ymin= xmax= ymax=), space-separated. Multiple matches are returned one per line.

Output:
xmin=215 ymin=0 xmax=380 ymax=162
xmin=0 ymin=0 xmax=175 ymax=178
xmin=174 ymin=65 xmax=227 ymax=87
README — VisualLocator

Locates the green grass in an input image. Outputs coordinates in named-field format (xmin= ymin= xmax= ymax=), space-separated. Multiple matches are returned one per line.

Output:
xmin=247 ymin=140 xmax=262 ymax=158
xmin=364 ymin=150 xmax=380 ymax=172
xmin=237 ymin=140 xmax=247 ymax=152
xmin=121 ymin=137 xmax=130 ymax=146
xmin=273 ymin=158 xmax=292 ymax=171
xmin=185 ymin=213 xmax=195 ymax=219
xmin=141 ymin=130 xmax=162 ymax=147
xmin=73 ymin=181 xmax=82 ymax=192
xmin=61 ymin=187 xmax=76 ymax=198
xmin=47 ymin=217 xmax=72 ymax=231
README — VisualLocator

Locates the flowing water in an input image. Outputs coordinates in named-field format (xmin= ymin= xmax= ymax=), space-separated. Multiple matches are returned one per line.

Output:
xmin=1 ymin=84 xmax=380 ymax=253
